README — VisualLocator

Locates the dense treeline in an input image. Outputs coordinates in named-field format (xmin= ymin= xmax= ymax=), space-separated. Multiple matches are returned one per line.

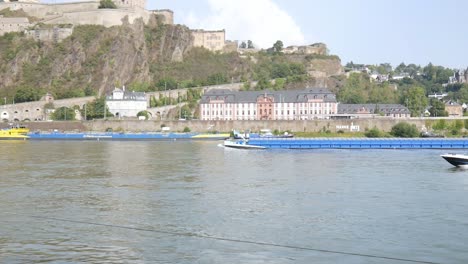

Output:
xmin=340 ymin=62 xmax=467 ymax=117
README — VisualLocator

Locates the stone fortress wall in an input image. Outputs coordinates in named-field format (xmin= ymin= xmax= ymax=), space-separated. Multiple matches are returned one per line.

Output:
xmin=0 ymin=1 xmax=230 ymax=51
xmin=24 ymin=26 xmax=74 ymax=43
xmin=1 ymin=96 xmax=95 ymax=122
xmin=0 ymin=15 xmax=31 ymax=35
xmin=0 ymin=0 xmax=174 ymax=37
xmin=1 ymin=0 xmax=39 ymax=2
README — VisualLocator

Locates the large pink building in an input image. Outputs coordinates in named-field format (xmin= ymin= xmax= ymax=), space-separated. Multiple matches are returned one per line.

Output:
xmin=199 ymin=88 xmax=338 ymax=121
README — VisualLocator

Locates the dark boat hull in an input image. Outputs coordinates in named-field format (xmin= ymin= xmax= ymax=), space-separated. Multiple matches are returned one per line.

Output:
xmin=441 ymin=154 xmax=468 ymax=167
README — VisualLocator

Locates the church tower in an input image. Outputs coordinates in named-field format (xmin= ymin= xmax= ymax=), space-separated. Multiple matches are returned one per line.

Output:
xmin=113 ymin=0 xmax=146 ymax=9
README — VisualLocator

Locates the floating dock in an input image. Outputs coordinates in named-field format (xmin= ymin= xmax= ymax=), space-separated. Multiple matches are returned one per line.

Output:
xmin=247 ymin=138 xmax=468 ymax=149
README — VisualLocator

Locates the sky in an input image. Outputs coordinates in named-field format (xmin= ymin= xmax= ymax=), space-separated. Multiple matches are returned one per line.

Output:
xmin=43 ymin=0 xmax=468 ymax=68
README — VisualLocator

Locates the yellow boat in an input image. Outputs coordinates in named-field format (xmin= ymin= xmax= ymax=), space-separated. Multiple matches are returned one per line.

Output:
xmin=0 ymin=125 xmax=30 ymax=140
xmin=191 ymin=133 xmax=230 ymax=140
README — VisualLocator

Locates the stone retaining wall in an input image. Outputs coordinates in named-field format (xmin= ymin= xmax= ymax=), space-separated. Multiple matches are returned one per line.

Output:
xmin=81 ymin=118 xmax=433 ymax=133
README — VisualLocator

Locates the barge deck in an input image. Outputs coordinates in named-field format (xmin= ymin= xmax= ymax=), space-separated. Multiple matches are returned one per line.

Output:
xmin=247 ymin=138 xmax=468 ymax=149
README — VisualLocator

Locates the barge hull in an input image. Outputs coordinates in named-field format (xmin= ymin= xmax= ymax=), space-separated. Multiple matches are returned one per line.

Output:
xmin=247 ymin=138 xmax=468 ymax=149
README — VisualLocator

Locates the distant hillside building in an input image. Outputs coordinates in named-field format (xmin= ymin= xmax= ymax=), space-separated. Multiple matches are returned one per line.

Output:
xmin=200 ymin=88 xmax=338 ymax=121
xmin=445 ymin=100 xmax=463 ymax=117
xmin=106 ymin=86 xmax=147 ymax=118
xmin=191 ymin=29 xmax=226 ymax=52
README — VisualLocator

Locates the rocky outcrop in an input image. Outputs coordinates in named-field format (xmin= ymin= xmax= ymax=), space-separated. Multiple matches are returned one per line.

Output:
xmin=306 ymin=58 xmax=343 ymax=77
xmin=0 ymin=15 xmax=193 ymax=96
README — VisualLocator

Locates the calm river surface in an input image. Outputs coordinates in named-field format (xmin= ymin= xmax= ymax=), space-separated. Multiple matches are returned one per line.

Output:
xmin=1 ymin=141 xmax=468 ymax=264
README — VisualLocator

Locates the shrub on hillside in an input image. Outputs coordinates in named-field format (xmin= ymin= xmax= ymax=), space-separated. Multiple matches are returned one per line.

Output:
xmin=99 ymin=0 xmax=117 ymax=9
xmin=365 ymin=127 xmax=382 ymax=138
xmin=390 ymin=122 xmax=419 ymax=138
xmin=137 ymin=110 xmax=150 ymax=120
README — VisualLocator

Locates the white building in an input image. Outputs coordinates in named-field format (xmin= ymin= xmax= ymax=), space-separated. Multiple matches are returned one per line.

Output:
xmin=106 ymin=86 xmax=147 ymax=118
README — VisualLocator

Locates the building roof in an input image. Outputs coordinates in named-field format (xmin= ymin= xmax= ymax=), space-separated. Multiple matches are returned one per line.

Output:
xmin=445 ymin=100 xmax=461 ymax=106
xmin=201 ymin=88 xmax=337 ymax=104
xmin=107 ymin=88 xmax=146 ymax=101
xmin=338 ymin=104 xmax=410 ymax=115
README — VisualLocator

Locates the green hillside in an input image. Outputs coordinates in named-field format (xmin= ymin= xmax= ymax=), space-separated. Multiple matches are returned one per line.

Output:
xmin=0 ymin=15 xmax=341 ymax=104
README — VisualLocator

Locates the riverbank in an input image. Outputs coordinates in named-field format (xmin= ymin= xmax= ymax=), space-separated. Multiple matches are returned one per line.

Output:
xmin=1 ymin=118 xmax=467 ymax=136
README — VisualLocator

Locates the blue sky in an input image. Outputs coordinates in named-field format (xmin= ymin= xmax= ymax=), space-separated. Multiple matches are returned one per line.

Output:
xmin=44 ymin=0 xmax=468 ymax=68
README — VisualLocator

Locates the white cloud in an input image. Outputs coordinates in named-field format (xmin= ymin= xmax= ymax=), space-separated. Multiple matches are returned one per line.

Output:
xmin=181 ymin=0 xmax=306 ymax=49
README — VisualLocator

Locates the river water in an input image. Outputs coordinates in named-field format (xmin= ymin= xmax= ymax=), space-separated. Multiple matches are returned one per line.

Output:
xmin=0 ymin=141 xmax=467 ymax=264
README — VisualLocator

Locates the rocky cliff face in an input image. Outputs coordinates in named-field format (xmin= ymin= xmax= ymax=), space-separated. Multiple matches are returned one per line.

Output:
xmin=0 ymin=16 xmax=345 ymax=100
xmin=0 ymin=15 xmax=193 ymax=97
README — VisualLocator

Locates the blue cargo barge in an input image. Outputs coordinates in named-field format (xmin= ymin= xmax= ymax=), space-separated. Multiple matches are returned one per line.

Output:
xmin=28 ymin=132 xmax=230 ymax=141
xmin=246 ymin=138 xmax=468 ymax=149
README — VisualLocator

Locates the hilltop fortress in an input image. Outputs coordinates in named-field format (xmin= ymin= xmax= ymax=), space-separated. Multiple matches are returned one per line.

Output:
xmin=0 ymin=0 xmax=229 ymax=51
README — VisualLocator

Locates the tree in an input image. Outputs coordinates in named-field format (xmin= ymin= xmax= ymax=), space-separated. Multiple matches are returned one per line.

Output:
xmin=137 ymin=110 xmax=150 ymax=120
xmin=376 ymin=63 xmax=392 ymax=74
xmin=14 ymin=86 xmax=41 ymax=103
xmin=365 ymin=127 xmax=382 ymax=138
xmin=180 ymin=105 xmax=192 ymax=119
xmin=98 ymin=0 xmax=117 ymax=8
xmin=429 ymin=98 xmax=448 ymax=117
xmin=391 ymin=122 xmax=419 ymax=138
xmin=247 ymin=40 xmax=254 ymax=49
xmin=84 ymin=85 xmax=95 ymax=96
xmin=239 ymin=41 xmax=247 ymax=49
xmin=82 ymin=98 xmax=113 ymax=119
xmin=52 ymin=107 xmax=75 ymax=121
xmin=206 ymin=73 xmax=227 ymax=85
xmin=337 ymin=73 xmax=368 ymax=104
xmin=402 ymin=86 xmax=428 ymax=117
xmin=273 ymin=40 xmax=283 ymax=52
xmin=395 ymin=63 xmax=406 ymax=74
xmin=423 ymin=63 xmax=436 ymax=81
xmin=156 ymin=77 xmax=177 ymax=90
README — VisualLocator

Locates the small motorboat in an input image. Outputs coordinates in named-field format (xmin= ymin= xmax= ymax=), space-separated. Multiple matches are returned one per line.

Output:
xmin=223 ymin=140 xmax=266 ymax=149
xmin=440 ymin=153 xmax=468 ymax=167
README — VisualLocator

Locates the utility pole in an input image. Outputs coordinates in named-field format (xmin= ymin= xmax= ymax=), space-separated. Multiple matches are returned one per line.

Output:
xmin=84 ymin=103 xmax=87 ymax=121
